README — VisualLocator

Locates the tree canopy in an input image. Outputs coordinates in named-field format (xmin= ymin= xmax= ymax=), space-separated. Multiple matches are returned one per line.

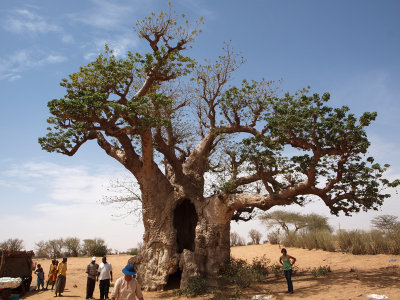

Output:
xmin=39 ymin=6 xmax=399 ymax=224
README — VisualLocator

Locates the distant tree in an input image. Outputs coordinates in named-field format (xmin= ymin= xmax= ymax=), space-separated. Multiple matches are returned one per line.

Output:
xmin=260 ymin=211 xmax=332 ymax=234
xmin=230 ymin=232 xmax=245 ymax=247
xmin=47 ymin=239 xmax=64 ymax=258
xmin=64 ymin=237 xmax=81 ymax=257
xmin=371 ymin=215 xmax=400 ymax=232
xmin=248 ymin=229 xmax=262 ymax=244
xmin=0 ymin=238 xmax=24 ymax=251
xmin=303 ymin=213 xmax=333 ymax=232
xmin=82 ymin=238 xmax=108 ymax=257
xmin=260 ymin=211 xmax=306 ymax=234
xmin=35 ymin=240 xmax=49 ymax=258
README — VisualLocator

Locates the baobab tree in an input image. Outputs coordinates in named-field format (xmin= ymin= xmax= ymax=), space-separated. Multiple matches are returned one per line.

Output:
xmin=39 ymin=8 xmax=398 ymax=290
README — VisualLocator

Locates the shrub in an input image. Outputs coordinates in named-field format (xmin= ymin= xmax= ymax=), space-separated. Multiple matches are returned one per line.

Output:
xmin=128 ymin=248 xmax=139 ymax=255
xmin=219 ymin=256 xmax=271 ymax=288
xmin=311 ymin=265 xmax=331 ymax=277
xmin=174 ymin=276 xmax=208 ymax=297
xmin=267 ymin=231 xmax=281 ymax=245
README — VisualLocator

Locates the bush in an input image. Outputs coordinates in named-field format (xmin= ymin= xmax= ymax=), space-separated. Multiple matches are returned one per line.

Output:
xmin=219 ymin=256 xmax=271 ymax=288
xmin=173 ymin=276 xmax=208 ymax=297
xmin=311 ymin=265 xmax=331 ymax=277
xmin=128 ymin=248 xmax=139 ymax=255
xmin=267 ymin=231 xmax=281 ymax=245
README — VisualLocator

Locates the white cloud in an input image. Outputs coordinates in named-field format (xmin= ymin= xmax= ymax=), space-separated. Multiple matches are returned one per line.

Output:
xmin=0 ymin=160 xmax=143 ymax=251
xmin=61 ymin=34 xmax=74 ymax=44
xmin=0 ymin=49 xmax=67 ymax=81
xmin=83 ymin=33 xmax=139 ymax=61
xmin=2 ymin=9 xmax=60 ymax=34
xmin=67 ymin=0 xmax=135 ymax=30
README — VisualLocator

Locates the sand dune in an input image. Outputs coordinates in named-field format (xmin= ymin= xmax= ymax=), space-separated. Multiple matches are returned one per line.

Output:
xmin=20 ymin=243 xmax=399 ymax=299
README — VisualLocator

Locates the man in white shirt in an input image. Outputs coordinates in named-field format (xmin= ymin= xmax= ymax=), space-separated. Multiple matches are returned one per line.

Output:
xmin=111 ymin=264 xmax=143 ymax=300
xmin=97 ymin=256 xmax=113 ymax=300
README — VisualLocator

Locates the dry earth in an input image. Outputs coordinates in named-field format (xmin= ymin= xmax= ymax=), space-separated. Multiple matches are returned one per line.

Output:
xmin=14 ymin=243 xmax=400 ymax=300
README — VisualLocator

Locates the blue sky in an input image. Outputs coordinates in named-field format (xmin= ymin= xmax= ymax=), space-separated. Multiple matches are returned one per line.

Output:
xmin=1 ymin=0 xmax=400 ymax=251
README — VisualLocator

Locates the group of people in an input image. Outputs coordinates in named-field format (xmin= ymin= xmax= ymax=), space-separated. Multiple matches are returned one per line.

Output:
xmin=85 ymin=256 xmax=144 ymax=300
xmin=34 ymin=256 xmax=143 ymax=300
xmin=32 ymin=249 xmax=295 ymax=299
xmin=85 ymin=256 xmax=113 ymax=299
xmin=34 ymin=257 xmax=67 ymax=295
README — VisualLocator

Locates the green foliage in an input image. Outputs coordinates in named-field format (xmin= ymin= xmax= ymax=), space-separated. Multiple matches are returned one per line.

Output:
xmin=173 ymin=276 xmax=208 ymax=297
xmin=81 ymin=238 xmax=108 ymax=257
xmin=219 ymin=256 xmax=271 ymax=288
xmin=310 ymin=265 xmax=331 ymax=277
xmin=128 ymin=248 xmax=139 ymax=255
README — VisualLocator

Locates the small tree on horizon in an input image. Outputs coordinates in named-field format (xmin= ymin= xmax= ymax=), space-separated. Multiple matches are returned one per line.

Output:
xmin=248 ymin=229 xmax=262 ymax=245
xmin=371 ymin=215 xmax=400 ymax=232
xmin=230 ymin=232 xmax=245 ymax=247
xmin=64 ymin=237 xmax=81 ymax=257
xmin=82 ymin=238 xmax=108 ymax=257
xmin=0 ymin=238 xmax=24 ymax=251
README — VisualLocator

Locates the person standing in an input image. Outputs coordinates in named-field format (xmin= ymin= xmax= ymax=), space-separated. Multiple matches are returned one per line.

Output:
xmin=110 ymin=264 xmax=143 ymax=300
xmin=279 ymin=248 xmax=296 ymax=294
xmin=54 ymin=257 xmax=67 ymax=297
xmin=98 ymin=256 xmax=113 ymax=300
xmin=46 ymin=260 xmax=58 ymax=291
xmin=86 ymin=257 xmax=99 ymax=299
xmin=34 ymin=263 xmax=45 ymax=291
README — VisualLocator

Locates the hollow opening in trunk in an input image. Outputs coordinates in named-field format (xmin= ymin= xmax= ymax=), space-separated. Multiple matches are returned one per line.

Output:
xmin=164 ymin=269 xmax=182 ymax=290
xmin=173 ymin=198 xmax=198 ymax=253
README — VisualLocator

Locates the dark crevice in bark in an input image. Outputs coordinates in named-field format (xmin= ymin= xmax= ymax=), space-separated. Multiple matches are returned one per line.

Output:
xmin=173 ymin=199 xmax=198 ymax=253
xmin=164 ymin=269 xmax=182 ymax=290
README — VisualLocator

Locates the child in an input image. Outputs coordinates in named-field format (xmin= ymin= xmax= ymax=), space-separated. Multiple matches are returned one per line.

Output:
xmin=279 ymin=248 xmax=296 ymax=294
xmin=34 ymin=263 xmax=45 ymax=291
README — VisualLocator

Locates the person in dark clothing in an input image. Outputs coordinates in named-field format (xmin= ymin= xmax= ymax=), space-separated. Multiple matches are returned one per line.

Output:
xmin=86 ymin=257 xmax=99 ymax=299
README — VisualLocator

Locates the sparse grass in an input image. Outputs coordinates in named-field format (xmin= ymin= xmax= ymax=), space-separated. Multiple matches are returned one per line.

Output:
xmin=282 ymin=229 xmax=400 ymax=255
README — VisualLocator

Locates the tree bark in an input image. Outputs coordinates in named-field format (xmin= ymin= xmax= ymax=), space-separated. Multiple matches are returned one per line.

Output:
xmin=136 ymin=190 xmax=232 ymax=291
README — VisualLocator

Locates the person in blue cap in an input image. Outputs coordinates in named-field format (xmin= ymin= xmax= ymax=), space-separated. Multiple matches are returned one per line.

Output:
xmin=110 ymin=264 xmax=144 ymax=300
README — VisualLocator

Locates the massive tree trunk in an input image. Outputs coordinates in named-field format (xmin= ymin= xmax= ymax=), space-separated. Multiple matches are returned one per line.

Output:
xmin=136 ymin=187 xmax=232 ymax=291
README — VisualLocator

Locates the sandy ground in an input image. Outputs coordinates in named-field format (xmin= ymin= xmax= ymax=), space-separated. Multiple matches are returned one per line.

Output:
xmin=13 ymin=243 xmax=400 ymax=300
